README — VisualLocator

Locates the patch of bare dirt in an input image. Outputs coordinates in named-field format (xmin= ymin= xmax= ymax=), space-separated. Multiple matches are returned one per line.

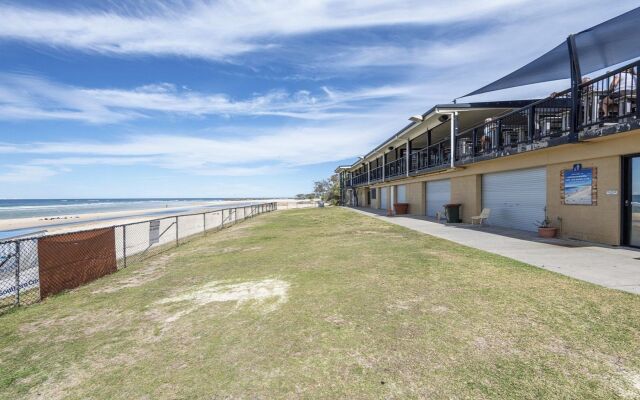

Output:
xmin=154 ymin=278 xmax=290 ymax=323
xmin=430 ymin=305 xmax=449 ymax=314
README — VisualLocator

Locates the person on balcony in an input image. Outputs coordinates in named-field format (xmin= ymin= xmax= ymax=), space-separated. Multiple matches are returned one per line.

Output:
xmin=481 ymin=118 xmax=494 ymax=152
xmin=601 ymin=68 xmax=637 ymax=118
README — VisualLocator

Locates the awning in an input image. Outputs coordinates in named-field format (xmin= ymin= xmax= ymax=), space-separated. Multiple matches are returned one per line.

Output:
xmin=462 ymin=6 xmax=640 ymax=98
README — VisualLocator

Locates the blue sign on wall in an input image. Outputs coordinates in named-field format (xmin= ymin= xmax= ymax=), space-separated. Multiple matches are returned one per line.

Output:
xmin=564 ymin=167 xmax=593 ymax=205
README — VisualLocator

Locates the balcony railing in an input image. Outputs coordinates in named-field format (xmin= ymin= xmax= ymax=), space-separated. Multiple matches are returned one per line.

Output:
xmin=346 ymin=60 xmax=639 ymax=183
xmin=370 ymin=166 xmax=383 ymax=182
xmin=351 ymin=171 xmax=368 ymax=186
xmin=456 ymin=60 xmax=639 ymax=163
xmin=579 ymin=62 xmax=639 ymax=130
xmin=455 ymin=90 xmax=572 ymax=162
xmin=409 ymin=141 xmax=451 ymax=172
xmin=384 ymin=156 xmax=406 ymax=178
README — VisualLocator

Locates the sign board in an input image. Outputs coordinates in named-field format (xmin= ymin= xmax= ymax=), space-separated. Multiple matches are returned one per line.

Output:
xmin=562 ymin=167 xmax=596 ymax=205
xmin=149 ymin=220 xmax=160 ymax=245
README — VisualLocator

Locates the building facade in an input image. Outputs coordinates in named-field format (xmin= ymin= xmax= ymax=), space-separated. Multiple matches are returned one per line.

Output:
xmin=337 ymin=60 xmax=640 ymax=247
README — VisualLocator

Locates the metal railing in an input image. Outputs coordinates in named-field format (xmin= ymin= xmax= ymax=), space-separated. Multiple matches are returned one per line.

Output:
xmin=0 ymin=202 xmax=277 ymax=313
xmin=579 ymin=61 xmax=639 ymax=130
xmin=384 ymin=156 xmax=406 ymax=178
xmin=351 ymin=171 xmax=368 ymax=186
xmin=342 ymin=60 xmax=638 ymax=181
xmin=456 ymin=60 xmax=639 ymax=163
xmin=456 ymin=90 xmax=572 ymax=162
xmin=370 ymin=165 xmax=383 ymax=182
xmin=409 ymin=141 xmax=451 ymax=172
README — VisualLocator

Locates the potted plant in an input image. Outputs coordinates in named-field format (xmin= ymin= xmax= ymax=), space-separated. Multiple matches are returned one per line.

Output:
xmin=537 ymin=210 xmax=558 ymax=238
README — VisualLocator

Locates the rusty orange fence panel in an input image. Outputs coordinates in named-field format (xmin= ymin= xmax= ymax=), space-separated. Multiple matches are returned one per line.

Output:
xmin=37 ymin=228 xmax=117 ymax=299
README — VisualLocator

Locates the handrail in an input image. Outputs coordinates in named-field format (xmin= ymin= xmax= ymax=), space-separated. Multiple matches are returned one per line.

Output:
xmin=409 ymin=140 xmax=450 ymax=171
xmin=384 ymin=156 xmax=406 ymax=178
xmin=456 ymin=59 xmax=639 ymax=164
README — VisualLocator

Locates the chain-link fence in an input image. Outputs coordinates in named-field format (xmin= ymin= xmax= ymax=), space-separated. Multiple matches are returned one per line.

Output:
xmin=0 ymin=202 xmax=277 ymax=313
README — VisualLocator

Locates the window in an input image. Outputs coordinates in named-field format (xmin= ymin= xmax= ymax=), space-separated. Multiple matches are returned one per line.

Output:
xmin=370 ymin=188 xmax=377 ymax=199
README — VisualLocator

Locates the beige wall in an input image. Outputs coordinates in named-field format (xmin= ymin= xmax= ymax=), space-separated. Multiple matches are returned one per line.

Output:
xmin=451 ymin=175 xmax=482 ymax=223
xmin=371 ymin=187 xmax=380 ymax=209
xmin=356 ymin=187 xmax=368 ymax=207
xmin=405 ymin=182 xmax=424 ymax=216
xmin=366 ymin=129 xmax=640 ymax=245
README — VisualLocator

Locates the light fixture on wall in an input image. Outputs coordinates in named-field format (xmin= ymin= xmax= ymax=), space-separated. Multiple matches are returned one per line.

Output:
xmin=387 ymin=146 xmax=394 ymax=151
xmin=438 ymin=114 xmax=449 ymax=123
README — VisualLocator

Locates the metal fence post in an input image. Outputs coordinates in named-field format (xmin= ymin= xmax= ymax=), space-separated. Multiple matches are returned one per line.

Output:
xmin=175 ymin=216 xmax=179 ymax=246
xmin=15 ymin=241 xmax=20 ymax=306
xmin=123 ymin=225 xmax=127 ymax=268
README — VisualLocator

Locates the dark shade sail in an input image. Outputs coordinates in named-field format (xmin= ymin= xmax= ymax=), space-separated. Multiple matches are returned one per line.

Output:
xmin=463 ymin=6 xmax=640 ymax=98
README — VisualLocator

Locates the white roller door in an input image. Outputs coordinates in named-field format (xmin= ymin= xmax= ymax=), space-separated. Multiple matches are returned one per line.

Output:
xmin=482 ymin=168 xmax=546 ymax=231
xmin=380 ymin=187 xmax=388 ymax=210
xmin=396 ymin=185 xmax=407 ymax=203
xmin=426 ymin=179 xmax=451 ymax=217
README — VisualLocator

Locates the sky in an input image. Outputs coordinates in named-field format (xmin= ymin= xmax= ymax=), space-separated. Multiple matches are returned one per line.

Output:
xmin=0 ymin=0 xmax=637 ymax=198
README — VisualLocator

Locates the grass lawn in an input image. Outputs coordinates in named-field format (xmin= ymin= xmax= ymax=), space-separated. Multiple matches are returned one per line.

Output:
xmin=1 ymin=207 xmax=640 ymax=399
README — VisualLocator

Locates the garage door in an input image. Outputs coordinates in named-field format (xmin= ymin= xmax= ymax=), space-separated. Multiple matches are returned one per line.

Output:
xmin=426 ymin=180 xmax=451 ymax=217
xmin=380 ymin=187 xmax=388 ymax=210
xmin=482 ymin=168 xmax=546 ymax=231
xmin=396 ymin=185 xmax=407 ymax=203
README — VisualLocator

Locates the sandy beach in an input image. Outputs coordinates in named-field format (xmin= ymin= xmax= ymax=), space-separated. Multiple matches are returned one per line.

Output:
xmin=0 ymin=199 xmax=317 ymax=238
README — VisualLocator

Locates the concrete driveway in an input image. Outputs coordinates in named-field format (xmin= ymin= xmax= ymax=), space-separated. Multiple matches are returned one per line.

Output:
xmin=349 ymin=207 xmax=640 ymax=295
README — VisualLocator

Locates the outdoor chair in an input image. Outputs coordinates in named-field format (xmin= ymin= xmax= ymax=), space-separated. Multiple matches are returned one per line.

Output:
xmin=471 ymin=208 xmax=491 ymax=225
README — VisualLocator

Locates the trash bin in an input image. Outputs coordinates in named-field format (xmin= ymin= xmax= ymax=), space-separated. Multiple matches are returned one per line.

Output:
xmin=444 ymin=203 xmax=462 ymax=223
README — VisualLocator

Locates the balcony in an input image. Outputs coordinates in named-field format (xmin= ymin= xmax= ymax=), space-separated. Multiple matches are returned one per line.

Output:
xmin=370 ymin=165 xmax=383 ymax=183
xmin=456 ymin=60 xmax=639 ymax=164
xmin=384 ymin=157 xmax=406 ymax=179
xmin=351 ymin=171 xmax=368 ymax=187
xmin=409 ymin=141 xmax=451 ymax=174
xmin=343 ymin=61 xmax=638 ymax=187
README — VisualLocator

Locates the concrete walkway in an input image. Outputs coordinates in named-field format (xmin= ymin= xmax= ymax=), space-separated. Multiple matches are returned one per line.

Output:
xmin=349 ymin=207 xmax=640 ymax=294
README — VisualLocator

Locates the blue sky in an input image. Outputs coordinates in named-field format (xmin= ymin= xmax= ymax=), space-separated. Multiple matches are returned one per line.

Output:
xmin=0 ymin=0 xmax=636 ymax=198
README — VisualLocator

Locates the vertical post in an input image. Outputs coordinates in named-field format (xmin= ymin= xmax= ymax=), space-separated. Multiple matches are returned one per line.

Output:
xmin=382 ymin=153 xmax=386 ymax=181
xmin=472 ymin=128 xmax=478 ymax=157
xmin=175 ymin=216 xmax=179 ymax=246
xmin=367 ymin=161 xmax=371 ymax=184
xmin=14 ymin=241 xmax=20 ymax=306
xmin=449 ymin=112 xmax=457 ymax=168
xmin=497 ymin=119 xmax=503 ymax=149
xmin=637 ymin=67 xmax=640 ymax=119
xmin=123 ymin=225 xmax=127 ymax=268
xmin=203 ymin=212 xmax=206 ymax=234
xmin=567 ymin=34 xmax=582 ymax=142
xmin=527 ymin=105 xmax=535 ymax=142
xmin=405 ymin=140 xmax=410 ymax=176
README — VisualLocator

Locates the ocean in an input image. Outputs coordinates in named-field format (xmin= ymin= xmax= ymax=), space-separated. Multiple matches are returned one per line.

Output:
xmin=0 ymin=198 xmax=261 ymax=220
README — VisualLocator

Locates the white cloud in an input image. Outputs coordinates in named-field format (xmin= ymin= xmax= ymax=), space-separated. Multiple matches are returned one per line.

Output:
xmin=0 ymin=73 xmax=420 ymax=123
xmin=0 ymin=165 xmax=57 ymax=183
xmin=0 ymin=1 xmax=527 ymax=60
xmin=0 ymin=107 xmax=410 ymax=178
